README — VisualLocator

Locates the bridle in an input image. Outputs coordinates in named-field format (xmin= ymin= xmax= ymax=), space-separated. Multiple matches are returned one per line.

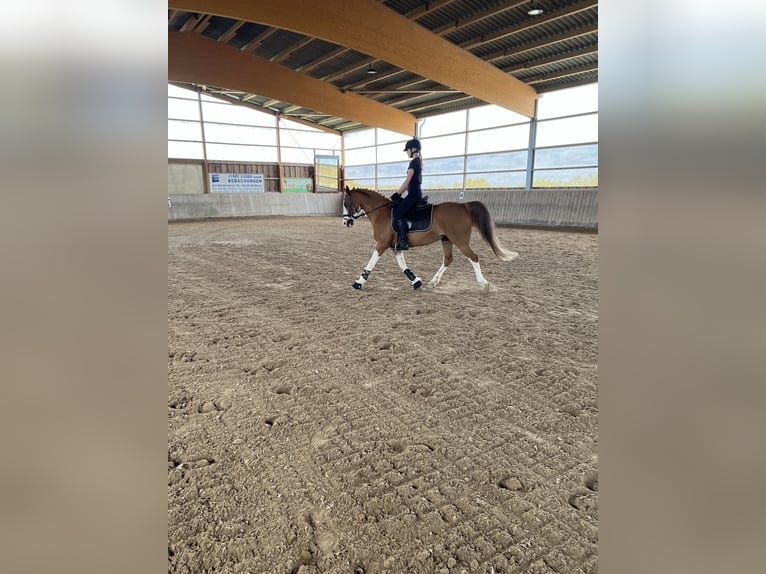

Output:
xmin=342 ymin=194 xmax=390 ymax=226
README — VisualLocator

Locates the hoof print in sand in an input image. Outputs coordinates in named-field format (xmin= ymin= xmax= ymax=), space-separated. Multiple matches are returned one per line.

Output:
xmin=197 ymin=399 xmax=232 ymax=413
xmin=568 ymin=490 xmax=597 ymax=512
xmin=168 ymin=457 xmax=215 ymax=471
xmin=584 ymin=471 xmax=598 ymax=492
xmin=498 ymin=476 xmax=525 ymax=491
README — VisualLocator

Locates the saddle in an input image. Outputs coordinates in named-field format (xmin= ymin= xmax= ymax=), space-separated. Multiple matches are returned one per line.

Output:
xmin=391 ymin=195 xmax=433 ymax=233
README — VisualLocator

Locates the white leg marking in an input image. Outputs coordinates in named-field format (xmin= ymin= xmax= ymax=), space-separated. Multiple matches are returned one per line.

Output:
xmin=428 ymin=261 xmax=448 ymax=287
xmin=470 ymin=259 xmax=489 ymax=286
xmin=355 ymin=249 xmax=380 ymax=285
xmin=395 ymin=251 xmax=407 ymax=271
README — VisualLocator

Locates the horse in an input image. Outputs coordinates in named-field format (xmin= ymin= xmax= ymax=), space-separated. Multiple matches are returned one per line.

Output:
xmin=341 ymin=186 xmax=518 ymax=290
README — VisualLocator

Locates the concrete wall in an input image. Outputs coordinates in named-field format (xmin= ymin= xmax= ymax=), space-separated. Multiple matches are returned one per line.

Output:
xmin=168 ymin=163 xmax=205 ymax=195
xmin=168 ymin=188 xmax=597 ymax=229
xmin=426 ymin=188 xmax=597 ymax=230
xmin=168 ymin=192 xmax=341 ymax=220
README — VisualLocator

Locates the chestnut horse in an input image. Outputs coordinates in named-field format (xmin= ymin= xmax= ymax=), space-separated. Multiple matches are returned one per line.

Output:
xmin=342 ymin=186 xmax=518 ymax=290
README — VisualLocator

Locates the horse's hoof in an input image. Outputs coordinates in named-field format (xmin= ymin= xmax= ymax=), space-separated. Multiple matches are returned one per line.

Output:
xmin=412 ymin=280 xmax=423 ymax=290
xmin=352 ymin=282 xmax=363 ymax=290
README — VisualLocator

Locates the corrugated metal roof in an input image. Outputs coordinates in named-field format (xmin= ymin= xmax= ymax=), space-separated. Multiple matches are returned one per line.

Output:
xmin=168 ymin=0 xmax=597 ymax=132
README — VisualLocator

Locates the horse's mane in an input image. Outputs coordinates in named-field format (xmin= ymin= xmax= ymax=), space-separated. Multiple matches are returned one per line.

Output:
xmin=349 ymin=187 xmax=387 ymax=200
xmin=348 ymin=187 xmax=391 ymax=206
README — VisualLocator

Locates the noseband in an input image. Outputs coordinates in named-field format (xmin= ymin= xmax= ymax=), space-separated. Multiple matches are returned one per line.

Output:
xmin=342 ymin=196 xmax=389 ymax=226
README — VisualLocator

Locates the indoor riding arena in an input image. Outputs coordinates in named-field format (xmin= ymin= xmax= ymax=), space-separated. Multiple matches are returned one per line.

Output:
xmin=169 ymin=2 xmax=598 ymax=573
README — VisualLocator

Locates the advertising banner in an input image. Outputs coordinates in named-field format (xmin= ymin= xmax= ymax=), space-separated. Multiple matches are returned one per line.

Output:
xmin=209 ymin=173 xmax=264 ymax=193
xmin=282 ymin=177 xmax=313 ymax=193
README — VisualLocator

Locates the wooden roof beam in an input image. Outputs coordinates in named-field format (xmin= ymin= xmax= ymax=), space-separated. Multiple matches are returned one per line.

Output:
xmin=169 ymin=32 xmax=417 ymax=135
xmin=168 ymin=0 xmax=537 ymax=117
xmin=338 ymin=1 xmax=543 ymax=91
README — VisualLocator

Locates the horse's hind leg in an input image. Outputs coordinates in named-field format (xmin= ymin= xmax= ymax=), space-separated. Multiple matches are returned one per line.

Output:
xmin=352 ymin=248 xmax=384 ymax=290
xmin=428 ymin=236 xmax=454 ymax=288
xmin=455 ymin=242 xmax=489 ymax=287
xmin=394 ymin=251 xmax=423 ymax=290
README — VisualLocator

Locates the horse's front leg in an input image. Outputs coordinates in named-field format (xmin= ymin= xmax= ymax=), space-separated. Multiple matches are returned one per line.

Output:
xmin=352 ymin=247 xmax=385 ymax=290
xmin=394 ymin=251 xmax=423 ymax=290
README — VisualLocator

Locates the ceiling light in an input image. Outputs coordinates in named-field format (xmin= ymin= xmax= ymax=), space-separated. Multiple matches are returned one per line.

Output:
xmin=527 ymin=1 xmax=544 ymax=16
xmin=366 ymin=63 xmax=378 ymax=75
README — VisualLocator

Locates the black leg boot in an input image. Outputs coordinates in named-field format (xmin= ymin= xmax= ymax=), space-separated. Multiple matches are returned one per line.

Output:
xmin=394 ymin=219 xmax=409 ymax=250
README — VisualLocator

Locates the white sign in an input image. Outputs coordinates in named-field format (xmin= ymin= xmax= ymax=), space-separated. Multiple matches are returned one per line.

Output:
xmin=209 ymin=173 xmax=264 ymax=193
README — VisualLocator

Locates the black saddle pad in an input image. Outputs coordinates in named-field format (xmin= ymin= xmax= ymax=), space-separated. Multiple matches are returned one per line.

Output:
xmin=391 ymin=203 xmax=434 ymax=233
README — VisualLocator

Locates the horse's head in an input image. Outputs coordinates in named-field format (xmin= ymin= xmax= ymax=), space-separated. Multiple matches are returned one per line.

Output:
xmin=342 ymin=186 xmax=361 ymax=227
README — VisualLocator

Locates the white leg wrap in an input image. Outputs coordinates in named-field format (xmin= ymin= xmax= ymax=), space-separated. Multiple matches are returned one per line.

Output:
xmin=470 ymin=259 xmax=488 ymax=286
xmin=355 ymin=249 xmax=381 ymax=285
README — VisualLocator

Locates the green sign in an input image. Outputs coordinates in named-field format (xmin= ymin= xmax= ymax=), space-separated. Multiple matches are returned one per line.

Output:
xmin=282 ymin=177 xmax=313 ymax=193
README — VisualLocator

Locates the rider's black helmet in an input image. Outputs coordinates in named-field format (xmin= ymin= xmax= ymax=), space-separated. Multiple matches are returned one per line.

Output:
xmin=403 ymin=138 xmax=421 ymax=152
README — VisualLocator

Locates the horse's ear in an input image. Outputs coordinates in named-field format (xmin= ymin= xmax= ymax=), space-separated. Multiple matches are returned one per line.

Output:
xmin=344 ymin=185 xmax=350 ymax=192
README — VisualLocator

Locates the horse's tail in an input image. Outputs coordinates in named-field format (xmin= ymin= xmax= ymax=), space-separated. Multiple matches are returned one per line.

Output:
xmin=466 ymin=201 xmax=519 ymax=261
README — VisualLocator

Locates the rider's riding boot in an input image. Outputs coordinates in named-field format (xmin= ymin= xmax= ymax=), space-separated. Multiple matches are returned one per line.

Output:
xmin=394 ymin=219 xmax=409 ymax=250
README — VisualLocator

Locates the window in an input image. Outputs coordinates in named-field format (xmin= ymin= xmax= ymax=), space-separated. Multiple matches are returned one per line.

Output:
xmin=423 ymin=174 xmax=464 ymax=190
xmin=469 ymin=105 xmax=528 ymax=131
xmin=168 ymin=98 xmax=200 ymax=121
xmin=168 ymin=141 xmax=204 ymax=160
xmin=345 ymin=146 xmax=376 ymax=166
xmin=537 ymin=84 xmax=598 ymax=119
xmin=466 ymin=151 xmax=527 ymax=172
xmin=533 ymin=168 xmax=598 ymax=188
xmin=377 ymin=162 xmax=408 ymax=178
xmin=422 ymin=133 xmax=465 ymax=158
xmin=168 ymin=120 xmax=202 ymax=142
xmin=420 ymin=110 xmax=466 ymax=137
xmin=201 ymin=102 xmax=275 ymax=127
xmin=378 ymin=141 xmax=407 ymax=163
xmin=279 ymin=119 xmax=341 ymax=151
xmin=534 ymin=144 xmax=598 ymax=169
xmin=466 ymin=172 xmax=526 ymax=189
xmin=535 ymin=115 xmax=598 ymax=147
xmin=204 ymin=124 xmax=276 ymax=145
xmin=344 ymin=128 xmax=375 ymax=149
xmin=345 ymin=165 xmax=376 ymax=180
xmin=205 ymin=144 xmax=277 ymax=162
xmin=467 ymin=124 xmax=529 ymax=154
xmin=168 ymin=84 xmax=197 ymax=99
xmin=426 ymin=156 xmax=464 ymax=175
xmin=376 ymin=128 xmax=407 ymax=145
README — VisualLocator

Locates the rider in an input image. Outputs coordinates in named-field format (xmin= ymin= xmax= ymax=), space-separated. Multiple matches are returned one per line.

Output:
xmin=390 ymin=138 xmax=423 ymax=251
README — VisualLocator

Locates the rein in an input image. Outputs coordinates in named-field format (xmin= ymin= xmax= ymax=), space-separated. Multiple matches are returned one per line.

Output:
xmin=343 ymin=201 xmax=390 ymax=221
